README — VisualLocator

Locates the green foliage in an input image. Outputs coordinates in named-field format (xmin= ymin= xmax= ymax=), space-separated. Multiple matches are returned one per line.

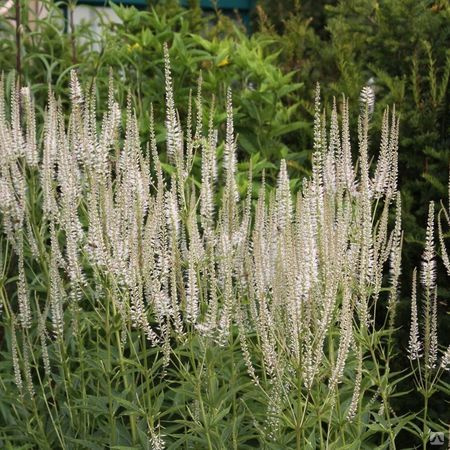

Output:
xmin=255 ymin=0 xmax=338 ymax=36
xmin=101 ymin=7 xmax=305 ymax=172
xmin=0 ymin=0 xmax=307 ymax=187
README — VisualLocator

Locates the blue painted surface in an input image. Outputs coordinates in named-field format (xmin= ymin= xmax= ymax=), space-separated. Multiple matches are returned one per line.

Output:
xmin=70 ymin=0 xmax=255 ymax=31
xmin=74 ymin=0 xmax=255 ymax=10
xmin=180 ymin=0 xmax=255 ymax=9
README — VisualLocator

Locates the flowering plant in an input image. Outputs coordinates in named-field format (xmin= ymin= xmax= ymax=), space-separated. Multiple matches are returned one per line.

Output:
xmin=0 ymin=46 xmax=448 ymax=448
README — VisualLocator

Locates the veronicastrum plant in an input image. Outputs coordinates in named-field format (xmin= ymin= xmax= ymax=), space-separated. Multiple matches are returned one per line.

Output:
xmin=0 ymin=45 xmax=449 ymax=449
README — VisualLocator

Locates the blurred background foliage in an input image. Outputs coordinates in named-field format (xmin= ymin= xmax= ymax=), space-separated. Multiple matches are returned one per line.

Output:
xmin=0 ymin=0 xmax=449 ymax=437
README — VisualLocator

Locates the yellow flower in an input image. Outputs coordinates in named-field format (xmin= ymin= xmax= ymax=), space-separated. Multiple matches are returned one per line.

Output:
xmin=127 ymin=42 xmax=141 ymax=53
xmin=217 ymin=57 xmax=230 ymax=67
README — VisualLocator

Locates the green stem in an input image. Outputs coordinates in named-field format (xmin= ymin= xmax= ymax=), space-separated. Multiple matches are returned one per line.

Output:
xmin=193 ymin=336 xmax=213 ymax=450
xmin=58 ymin=338 xmax=74 ymax=428
xmin=111 ymin=294 xmax=138 ymax=444
xmin=422 ymin=377 xmax=429 ymax=449
xmin=105 ymin=291 xmax=116 ymax=445
xmin=296 ymin=367 xmax=307 ymax=450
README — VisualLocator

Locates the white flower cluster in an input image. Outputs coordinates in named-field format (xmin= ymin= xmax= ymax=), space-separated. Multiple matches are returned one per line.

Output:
xmin=1 ymin=52 xmax=448 ymax=425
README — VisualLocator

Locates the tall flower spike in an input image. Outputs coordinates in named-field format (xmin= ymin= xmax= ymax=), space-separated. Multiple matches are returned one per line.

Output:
xmin=41 ymin=88 xmax=58 ymax=220
xmin=428 ymin=288 xmax=438 ymax=369
xmin=17 ymin=235 xmax=31 ymax=329
xmin=11 ymin=81 xmax=25 ymax=159
xmin=341 ymin=95 xmax=355 ymax=192
xmin=148 ymin=423 xmax=165 ymax=450
xmin=200 ymin=133 xmax=214 ymax=239
xmin=185 ymin=255 xmax=199 ymax=323
xmin=185 ymin=89 xmax=193 ymax=177
xmin=311 ymin=83 xmax=324 ymax=219
xmin=421 ymin=201 xmax=436 ymax=296
xmin=356 ymin=103 xmax=374 ymax=327
xmin=207 ymin=95 xmax=218 ymax=183
xmin=11 ymin=319 xmax=23 ymax=396
xmin=221 ymin=87 xmax=238 ymax=237
xmin=438 ymin=207 xmax=450 ymax=276
xmin=441 ymin=345 xmax=450 ymax=371
xmin=373 ymin=107 xmax=390 ymax=198
xmin=358 ymin=100 xmax=371 ymax=200
xmin=326 ymin=97 xmax=339 ymax=192
xmin=347 ymin=345 xmax=363 ymax=421
xmin=276 ymin=159 xmax=292 ymax=231
xmin=22 ymin=337 xmax=35 ymax=398
xmin=194 ymin=71 xmax=203 ymax=143
xmin=164 ymin=43 xmax=182 ymax=165
xmin=438 ymin=172 xmax=450 ymax=276
xmin=21 ymin=87 xmax=38 ymax=167
xmin=386 ymin=108 xmax=399 ymax=199
xmin=329 ymin=282 xmax=353 ymax=389
xmin=0 ymin=72 xmax=5 ymax=132
xmin=408 ymin=268 xmax=421 ymax=360
xmin=313 ymin=82 xmax=322 ymax=154
xmin=388 ymin=192 xmax=402 ymax=329
xmin=360 ymin=82 xmax=375 ymax=117
xmin=149 ymin=102 xmax=158 ymax=168
xmin=224 ymin=87 xmax=238 ymax=202
xmin=69 ymin=69 xmax=83 ymax=106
